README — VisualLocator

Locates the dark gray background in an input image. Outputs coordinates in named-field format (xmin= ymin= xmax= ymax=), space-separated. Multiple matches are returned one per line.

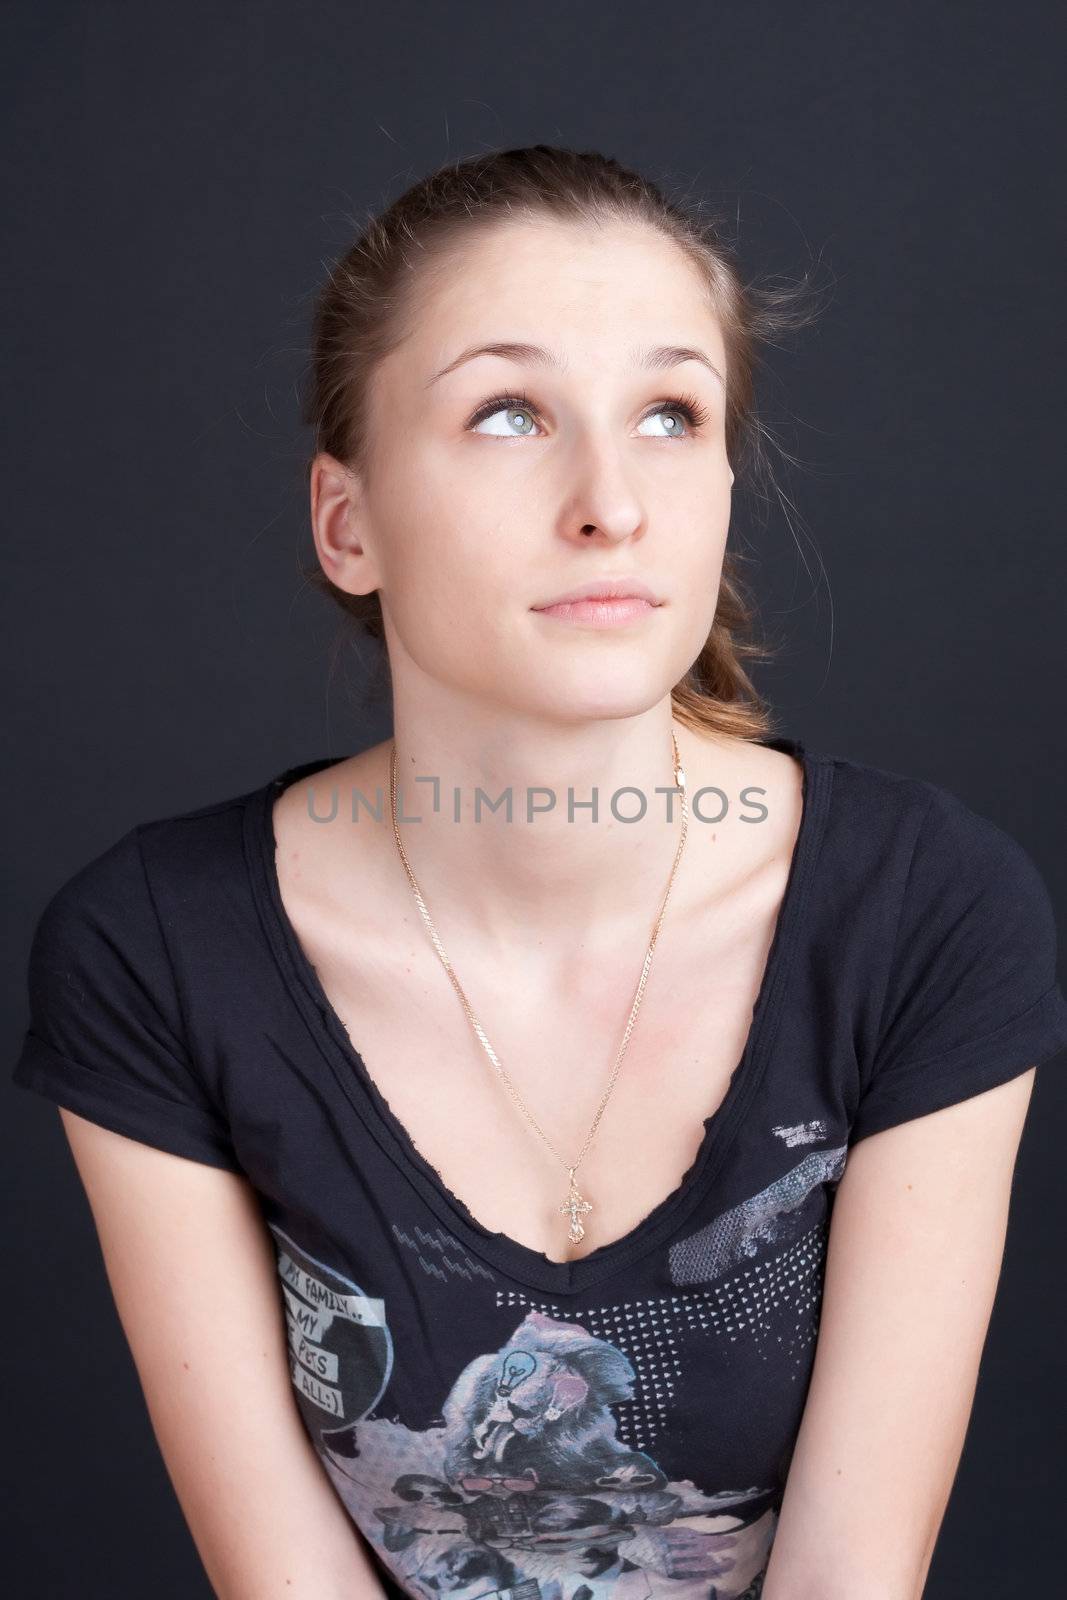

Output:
xmin=4 ymin=0 xmax=1064 ymax=1592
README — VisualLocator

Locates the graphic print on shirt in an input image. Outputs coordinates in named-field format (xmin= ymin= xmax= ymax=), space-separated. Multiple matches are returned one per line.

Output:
xmin=272 ymin=1224 xmax=393 ymax=1438
xmin=274 ymin=1236 xmax=775 ymax=1600
xmin=265 ymin=1158 xmax=838 ymax=1600
xmin=669 ymin=1146 xmax=846 ymax=1286
xmin=770 ymin=1118 xmax=827 ymax=1148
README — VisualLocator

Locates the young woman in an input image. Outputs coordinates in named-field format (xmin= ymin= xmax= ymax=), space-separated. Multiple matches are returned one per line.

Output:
xmin=15 ymin=146 xmax=1067 ymax=1600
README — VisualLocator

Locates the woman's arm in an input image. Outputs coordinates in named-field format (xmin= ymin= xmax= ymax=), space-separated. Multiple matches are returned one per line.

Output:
xmin=762 ymin=1067 xmax=1037 ymax=1600
xmin=59 ymin=1109 xmax=386 ymax=1599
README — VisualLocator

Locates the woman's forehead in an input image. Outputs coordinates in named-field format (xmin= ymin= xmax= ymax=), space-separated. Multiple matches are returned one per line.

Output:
xmin=401 ymin=257 xmax=725 ymax=386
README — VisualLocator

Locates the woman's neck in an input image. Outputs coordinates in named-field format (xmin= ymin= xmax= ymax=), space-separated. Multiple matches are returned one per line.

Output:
xmin=330 ymin=710 xmax=772 ymax=951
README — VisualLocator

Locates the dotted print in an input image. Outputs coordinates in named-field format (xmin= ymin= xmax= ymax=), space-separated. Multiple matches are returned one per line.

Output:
xmin=669 ymin=1146 xmax=845 ymax=1286
xmin=493 ymin=1220 xmax=828 ymax=1452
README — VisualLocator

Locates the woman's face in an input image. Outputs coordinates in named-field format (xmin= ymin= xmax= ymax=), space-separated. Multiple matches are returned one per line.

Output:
xmin=323 ymin=217 xmax=735 ymax=724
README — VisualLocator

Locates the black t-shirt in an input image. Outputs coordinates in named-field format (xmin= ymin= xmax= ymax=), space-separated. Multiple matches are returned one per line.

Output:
xmin=13 ymin=737 xmax=1067 ymax=1600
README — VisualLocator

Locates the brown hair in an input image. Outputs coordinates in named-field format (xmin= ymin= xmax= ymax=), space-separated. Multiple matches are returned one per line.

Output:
xmin=301 ymin=145 xmax=821 ymax=741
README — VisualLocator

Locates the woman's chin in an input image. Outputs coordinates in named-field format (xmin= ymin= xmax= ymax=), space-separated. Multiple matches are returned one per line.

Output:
xmin=514 ymin=682 xmax=673 ymax=724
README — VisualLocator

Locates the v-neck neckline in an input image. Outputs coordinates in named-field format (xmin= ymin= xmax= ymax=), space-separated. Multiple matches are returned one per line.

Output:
xmin=245 ymin=735 xmax=833 ymax=1297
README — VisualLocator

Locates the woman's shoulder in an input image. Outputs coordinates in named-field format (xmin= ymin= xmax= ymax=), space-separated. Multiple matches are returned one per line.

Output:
xmin=35 ymin=760 xmax=308 ymax=934
xmin=817 ymin=742 xmax=1036 ymax=854
xmin=809 ymin=743 xmax=1058 ymax=953
xmin=813 ymin=741 xmax=937 ymax=817
xmin=14 ymin=769 xmax=276 ymax=1173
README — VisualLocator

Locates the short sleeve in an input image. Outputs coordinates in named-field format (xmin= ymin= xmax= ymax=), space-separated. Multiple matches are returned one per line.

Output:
xmin=851 ymin=787 xmax=1067 ymax=1144
xmin=12 ymin=825 xmax=243 ymax=1172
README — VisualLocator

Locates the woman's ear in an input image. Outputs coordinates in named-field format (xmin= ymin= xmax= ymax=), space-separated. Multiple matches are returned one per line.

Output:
xmin=310 ymin=452 xmax=382 ymax=597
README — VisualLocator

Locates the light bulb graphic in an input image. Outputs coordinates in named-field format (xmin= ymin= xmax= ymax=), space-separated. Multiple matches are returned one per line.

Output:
xmin=498 ymin=1349 xmax=536 ymax=1394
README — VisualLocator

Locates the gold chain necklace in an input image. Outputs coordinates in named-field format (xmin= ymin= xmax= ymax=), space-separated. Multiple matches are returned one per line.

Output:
xmin=388 ymin=731 xmax=689 ymax=1249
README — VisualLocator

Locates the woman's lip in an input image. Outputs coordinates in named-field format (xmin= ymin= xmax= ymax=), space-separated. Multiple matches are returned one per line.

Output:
xmin=531 ymin=596 xmax=659 ymax=627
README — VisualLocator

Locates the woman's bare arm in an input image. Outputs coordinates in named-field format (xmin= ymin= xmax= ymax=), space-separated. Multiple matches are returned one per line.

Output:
xmin=762 ymin=1067 xmax=1037 ymax=1600
xmin=59 ymin=1108 xmax=387 ymax=1599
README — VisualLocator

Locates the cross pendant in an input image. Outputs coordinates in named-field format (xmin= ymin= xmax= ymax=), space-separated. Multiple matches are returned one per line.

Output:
xmin=559 ymin=1169 xmax=593 ymax=1244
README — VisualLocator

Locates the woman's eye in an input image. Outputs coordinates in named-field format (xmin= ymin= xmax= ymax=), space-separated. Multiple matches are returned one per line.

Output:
xmin=637 ymin=398 xmax=709 ymax=439
xmin=468 ymin=397 xmax=541 ymax=438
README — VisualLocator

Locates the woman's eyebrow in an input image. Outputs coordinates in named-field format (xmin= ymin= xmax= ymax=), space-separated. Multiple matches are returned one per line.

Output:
xmin=426 ymin=341 xmax=725 ymax=390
